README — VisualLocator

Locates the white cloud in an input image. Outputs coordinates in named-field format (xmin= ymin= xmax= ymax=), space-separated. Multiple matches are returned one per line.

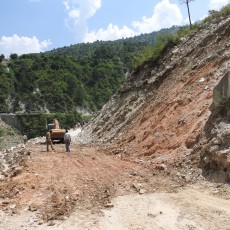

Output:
xmin=84 ymin=0 xmax=183 ymax=43
xmin=132 ymin=0 xmax=183 ymax=33
xmin=84 ymin=24 xmax=136 ymax=43
xmin=0 ymin=34 xmax=51 ymax=57
xmin=63 ymin=0 xmax=101 ymax=40
xmin=209 ymin=0 xmax=230 ymax=10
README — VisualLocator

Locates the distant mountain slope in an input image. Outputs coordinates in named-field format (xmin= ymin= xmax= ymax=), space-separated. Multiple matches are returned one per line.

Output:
xmin=0 ymin=26 xmax=179 ymax=114
xmin=48 ymin=26 xmax=179 ymax=59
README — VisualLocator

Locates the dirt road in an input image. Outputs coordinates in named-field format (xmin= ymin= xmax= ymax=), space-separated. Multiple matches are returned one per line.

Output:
xmin=1 ymin=183 xmax=230 ymax=229
xmin=0 ymin=142 xmax=230 ymax=229
xmin=101 ymin=187 xmax=230 ymax=230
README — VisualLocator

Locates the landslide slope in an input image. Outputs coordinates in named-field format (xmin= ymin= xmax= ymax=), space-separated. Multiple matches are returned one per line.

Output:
xmin=78 ymin=15 xmax=230 ymax=174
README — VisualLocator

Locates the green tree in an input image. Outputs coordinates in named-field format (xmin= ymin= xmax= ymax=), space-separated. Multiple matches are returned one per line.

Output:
xmin=0 ymin=54 xmax=5 ymax=62
xmin=0 ymin=69 xmax=15 ymax=112
xmin=10 ymin=53 xmax=18 ymax=60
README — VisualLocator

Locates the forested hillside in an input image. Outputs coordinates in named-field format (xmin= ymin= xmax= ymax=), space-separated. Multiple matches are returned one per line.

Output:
xmin=48 ymin=27 xmax=179 ymax=61
xmin=0 ymin=27 xmax=178 ymax=115
xmin=0 ymin=53 xmax=124 ymax=113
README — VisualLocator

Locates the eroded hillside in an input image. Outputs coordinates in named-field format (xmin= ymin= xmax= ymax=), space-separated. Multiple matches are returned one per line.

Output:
xmin=78 ymin=15 xmax=230 ymax=181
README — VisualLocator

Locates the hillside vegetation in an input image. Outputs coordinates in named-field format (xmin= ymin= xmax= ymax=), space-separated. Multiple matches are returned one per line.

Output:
xmin=0 ymin=27 xmax=177 ymax=114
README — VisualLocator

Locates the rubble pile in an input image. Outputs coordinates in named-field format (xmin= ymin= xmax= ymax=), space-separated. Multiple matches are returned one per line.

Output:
xmin=198 ymin=117 xmax=230 ymax=182
xmin=0 ymin=144 xmax=28 ymax=180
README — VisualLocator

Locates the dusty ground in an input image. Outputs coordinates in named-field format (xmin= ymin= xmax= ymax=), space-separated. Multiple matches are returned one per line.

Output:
xmin=0 ymin=141 xmax=230 ymax=229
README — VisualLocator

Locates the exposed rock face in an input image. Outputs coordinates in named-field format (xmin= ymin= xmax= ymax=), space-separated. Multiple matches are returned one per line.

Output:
xmin=198 ymin=114 xmax=230 ymax=182
xmin=212 ymin=72 xmax=230 ymax=107
xmin=195 ymin=72 xmax=230 ymax=182
xmin=77 ymin=15 xmax=230 ymax=181
xmin=0 ymin=118 xmax=22 ymax=151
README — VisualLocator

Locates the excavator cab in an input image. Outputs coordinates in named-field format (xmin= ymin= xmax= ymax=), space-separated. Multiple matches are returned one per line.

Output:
xmin=47 ymin=123 xmax=55 ymax=130
xmin=47 ymin=120 xmax=66 ymax=143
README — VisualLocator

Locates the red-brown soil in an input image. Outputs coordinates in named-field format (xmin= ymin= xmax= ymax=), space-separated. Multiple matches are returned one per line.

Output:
xmin=1 ymin=142 xmax=173 ymax=222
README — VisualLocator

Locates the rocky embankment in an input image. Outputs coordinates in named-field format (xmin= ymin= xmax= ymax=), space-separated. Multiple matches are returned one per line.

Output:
xmin=198 ymin=114 xmax=230 ymax=182
xmin=0 ymin=118 xmax=22 ymax=151
xmin=77 ymin=15 xmax=230 ymax=182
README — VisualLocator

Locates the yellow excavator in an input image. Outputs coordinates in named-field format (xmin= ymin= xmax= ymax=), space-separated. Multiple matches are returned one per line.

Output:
xmin=47 ymin=118 xmax=66 ymax=143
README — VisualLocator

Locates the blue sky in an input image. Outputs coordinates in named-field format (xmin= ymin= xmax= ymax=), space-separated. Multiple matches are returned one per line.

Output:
xmin=0 ymin=0 xmax=229 ymax=57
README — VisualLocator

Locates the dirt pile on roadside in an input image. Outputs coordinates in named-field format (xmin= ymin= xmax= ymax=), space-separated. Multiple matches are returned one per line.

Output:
xmin=196 ymin=106 xmax=230 ymax=182
xmin=1 ymin=142 xmax=170 ymax=224
xmin=0 ymin=131 xmax=193 ymax=225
